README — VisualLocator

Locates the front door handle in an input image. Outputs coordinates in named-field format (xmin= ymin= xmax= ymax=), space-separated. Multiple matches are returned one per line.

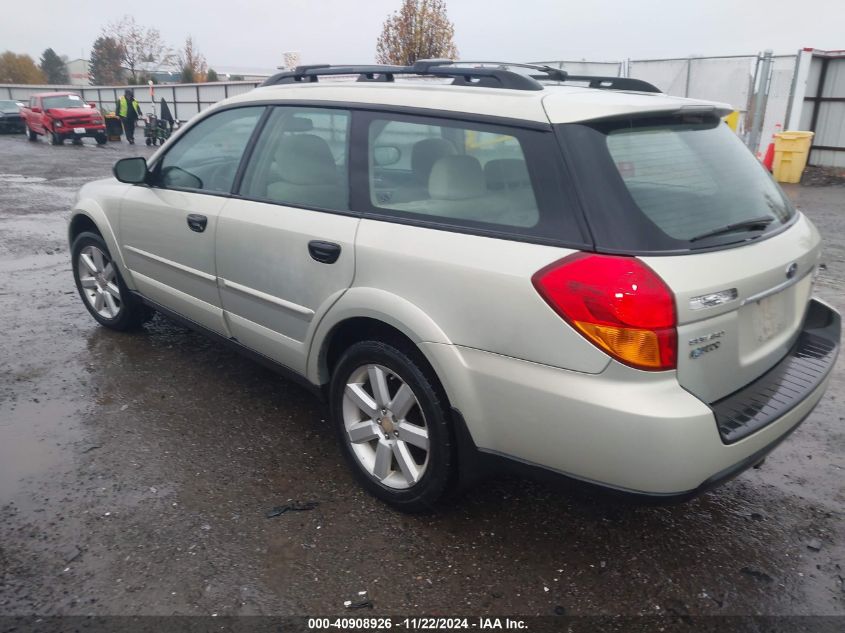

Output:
xmin=187 ymin=214 xmax=207 ymax=233
xmin=308 ymin=240 xmax=341 ymax=264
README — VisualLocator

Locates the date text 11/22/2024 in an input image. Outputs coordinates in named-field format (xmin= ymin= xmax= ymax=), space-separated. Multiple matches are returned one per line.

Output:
xmin=307 ymin=617 xmax=528 ymax=630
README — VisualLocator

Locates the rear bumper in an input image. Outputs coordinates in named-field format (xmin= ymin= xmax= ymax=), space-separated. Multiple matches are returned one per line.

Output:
xmin=712 ymin=298 xmax=840 ymax=443
xmin=423 ymin=298 xmax=840 ymax=499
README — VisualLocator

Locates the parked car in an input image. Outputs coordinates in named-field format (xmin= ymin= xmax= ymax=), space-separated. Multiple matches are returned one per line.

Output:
xmin=22 ymin=92 xmax=106 ymax=145
xmin=0 ymin=99 xmax=26 ymax=134
xmin=68 ymin=61 xmax=840 ymax=511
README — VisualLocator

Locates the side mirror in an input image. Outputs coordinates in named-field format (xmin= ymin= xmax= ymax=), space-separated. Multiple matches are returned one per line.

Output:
xmin=87 ymin=101 xmax=97 ymax=109
xmin=373 ymin=145 xmax=401 ymax=167
xmin=113 ymin=157 xmax=148 ymax=184
xmin=32 ymin=106 xmax=42 ymax=114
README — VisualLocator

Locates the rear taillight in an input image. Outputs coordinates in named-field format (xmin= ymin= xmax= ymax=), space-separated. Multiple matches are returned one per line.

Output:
xmin=532 ymin=253 xmax=677 ymax=371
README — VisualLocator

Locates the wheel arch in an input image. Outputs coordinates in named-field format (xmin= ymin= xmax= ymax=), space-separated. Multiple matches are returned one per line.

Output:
xmin=308 ymin=288 xmax=453 ymax=388
xmin=68 ymin=204 xmax=134 ymax=290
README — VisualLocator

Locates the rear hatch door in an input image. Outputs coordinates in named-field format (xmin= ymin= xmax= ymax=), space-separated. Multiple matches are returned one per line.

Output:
xmin=643 ymin=216 xmax=820 ymax=402
xmin=554 ymin=111 xmax=821 ymax=402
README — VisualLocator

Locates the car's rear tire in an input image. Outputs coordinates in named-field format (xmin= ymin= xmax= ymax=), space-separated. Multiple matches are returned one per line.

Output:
xmin=71 ymin=231 xmax=152 ymax=331
xmin=27 ymin=126 xmax=37 ymax=141
xmin=330 ymin=339 xmax=455 ymax=512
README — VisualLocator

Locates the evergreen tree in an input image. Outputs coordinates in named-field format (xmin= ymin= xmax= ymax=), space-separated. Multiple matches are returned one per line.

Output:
xmin=39 ymin=48 xmax=69 ymax=83
xmin=89 ymin=36 xmax=124 ymax=85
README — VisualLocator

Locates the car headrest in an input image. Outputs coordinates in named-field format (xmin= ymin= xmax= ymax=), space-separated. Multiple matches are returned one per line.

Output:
xmin=411 ymin=138 xmax=456 ymax=184
xmin=275 ymin=134 xmax=337 ymax=185
xmin=484 ymin=159 xmax=530 ymax=190
xmin=284 ymin=116 xmax=313 ymax=132
xmin=429 ymin=155 xmax=486 ymax=201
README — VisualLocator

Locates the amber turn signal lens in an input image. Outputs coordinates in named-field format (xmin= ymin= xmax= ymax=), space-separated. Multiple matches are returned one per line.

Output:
xmin=573 ymin=322 xmax=669 ymax=370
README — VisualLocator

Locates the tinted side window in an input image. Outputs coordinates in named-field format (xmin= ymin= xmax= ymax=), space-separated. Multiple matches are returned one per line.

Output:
xmin=157 ymin=106 xmax=263 ymax=193
xmin=368 ymin=118 xmax=539 ymax=228
xmin=239 ymin=106 xmax=350 ymax=211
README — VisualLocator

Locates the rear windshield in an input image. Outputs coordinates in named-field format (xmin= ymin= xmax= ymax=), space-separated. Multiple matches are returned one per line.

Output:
xmin=556 ymin=116 xmax=796 ymax=253
xmin=42 ymin=95 xmax=85 ymax=109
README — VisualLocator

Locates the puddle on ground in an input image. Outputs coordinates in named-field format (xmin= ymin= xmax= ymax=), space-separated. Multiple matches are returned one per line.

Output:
xmin=0 ymin=174 xmax=47 ymax=183
xmin=0 ymin=398 xmax=83 ymax=506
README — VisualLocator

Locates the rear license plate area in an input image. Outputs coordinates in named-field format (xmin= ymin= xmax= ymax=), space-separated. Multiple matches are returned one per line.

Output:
xmin=752 ymin=292 xmax=787 ymax=344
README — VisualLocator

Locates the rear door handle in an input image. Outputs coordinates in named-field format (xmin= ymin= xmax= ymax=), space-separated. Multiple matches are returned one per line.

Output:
xmin=308 ymin=240 xmax=341 ymax=264
xmin=187 ymin=214 xmax=207 ymax=233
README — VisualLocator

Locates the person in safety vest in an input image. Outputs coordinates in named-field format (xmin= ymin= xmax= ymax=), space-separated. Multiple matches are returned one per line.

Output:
xmin=116 ymin=89 xmax=142 ymax=144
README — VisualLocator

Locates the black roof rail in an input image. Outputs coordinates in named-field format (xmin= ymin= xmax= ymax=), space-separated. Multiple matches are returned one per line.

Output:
xmin=261 ymin=62 xmax=661 ymax=93
xmin=531 ymin=73 xmax=662 ymax=93
xmin=262 ymin=62 xmax=544 ymax=91
xmin=450 ymin=61 xmax=568 ymax=82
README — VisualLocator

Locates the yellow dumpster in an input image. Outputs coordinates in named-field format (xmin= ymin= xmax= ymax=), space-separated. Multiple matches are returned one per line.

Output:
xmin=723 ymin=110 xmax=740 ymax=131
xmin=772 ymin=131 xmax=814 ymax=184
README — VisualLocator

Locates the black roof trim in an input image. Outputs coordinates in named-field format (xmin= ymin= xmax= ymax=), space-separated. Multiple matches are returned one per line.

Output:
xmin=263 ymin=61 xmax=544 ymax=91
xmin=262 ymin=61 xmax=662 ymax=94
xmin=542 ymin=75 xmax=662 ymax=93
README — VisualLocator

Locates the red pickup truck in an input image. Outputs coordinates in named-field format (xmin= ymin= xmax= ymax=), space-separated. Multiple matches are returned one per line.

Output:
xmin=22 ymin=92 xmax=107 ymax=145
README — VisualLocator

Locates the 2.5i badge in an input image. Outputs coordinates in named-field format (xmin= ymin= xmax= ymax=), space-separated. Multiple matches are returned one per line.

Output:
xmin=689 ymin=330 xmax=725 ymax=359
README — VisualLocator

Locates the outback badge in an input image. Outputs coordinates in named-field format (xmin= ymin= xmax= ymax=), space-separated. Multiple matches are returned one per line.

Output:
xmin=689 ymin=330 xmax=725 ymax=359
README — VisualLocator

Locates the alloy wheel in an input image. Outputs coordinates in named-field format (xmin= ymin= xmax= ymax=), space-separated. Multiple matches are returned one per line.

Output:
xmin=342 ymin=363 xmax=430 ymax=490
xmin=77 ymin=245 xmax=122 ymax=319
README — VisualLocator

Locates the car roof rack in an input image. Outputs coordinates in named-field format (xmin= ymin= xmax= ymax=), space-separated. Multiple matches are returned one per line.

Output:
xmin=456 ymin=61 xmax=662 ymax=93
xmin=261 ymin=60 xmax=661 ymax=93
xmin=263 ymin=60 xmax=544 ymax=91
xmin=536 ymin=74 xmax=662 ymax=93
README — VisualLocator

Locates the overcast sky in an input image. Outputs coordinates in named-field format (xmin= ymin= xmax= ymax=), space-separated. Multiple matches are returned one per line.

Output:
xmin=2 ymin=0 xmax=842 ymax=70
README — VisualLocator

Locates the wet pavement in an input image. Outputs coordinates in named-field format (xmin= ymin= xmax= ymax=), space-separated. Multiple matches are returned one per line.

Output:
xmin=0 ymin=131 xmax=843 ymax=618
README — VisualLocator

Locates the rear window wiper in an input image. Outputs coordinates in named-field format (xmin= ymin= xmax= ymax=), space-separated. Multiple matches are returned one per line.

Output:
xmin=689 ymin=216 xmax=775 ymax=243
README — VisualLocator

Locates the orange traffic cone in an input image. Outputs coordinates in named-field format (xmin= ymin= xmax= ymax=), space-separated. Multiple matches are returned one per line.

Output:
xmin=762 ymin=123 xmax=782 ymax=172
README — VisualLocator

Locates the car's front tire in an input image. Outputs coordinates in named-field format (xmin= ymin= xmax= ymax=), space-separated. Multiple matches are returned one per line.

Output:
xmin=330 ymin=339 xmax=455 ymax=512
xmin=27 ymin=126 xmax=37 ymax=141
xmin=95 ymin=134 xmax=107 ymax=145
xmin=71 ymin=231 xmax=152 ymax=331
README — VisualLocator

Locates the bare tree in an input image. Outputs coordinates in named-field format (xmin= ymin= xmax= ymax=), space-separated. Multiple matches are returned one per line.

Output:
xmin=178 ymin=36 xmax=207 ymax=83
xmin=376 ymin=0 xmax=458 ymax=66
xmin=104 ymin=16 xmax=174 ymax=83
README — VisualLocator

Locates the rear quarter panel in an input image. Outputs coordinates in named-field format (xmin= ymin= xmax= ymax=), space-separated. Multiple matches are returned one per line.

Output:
xmin=347 ymin=219 xmax=612 ymax=373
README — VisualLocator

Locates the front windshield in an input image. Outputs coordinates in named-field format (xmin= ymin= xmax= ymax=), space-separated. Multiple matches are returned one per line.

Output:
xmin=0 ymin=100 xmax=21 ymax=110
xmin=42 ymin=95 xmax=85 ymax=109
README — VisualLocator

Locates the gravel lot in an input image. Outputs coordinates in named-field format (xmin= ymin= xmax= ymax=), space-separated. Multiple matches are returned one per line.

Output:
xmin=0 ymin=131 xmax=843 ymax=621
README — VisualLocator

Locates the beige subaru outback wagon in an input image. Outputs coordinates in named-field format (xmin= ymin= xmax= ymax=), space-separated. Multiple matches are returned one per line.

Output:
xmin=69 ymin=61 xmax=840 ymax=511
